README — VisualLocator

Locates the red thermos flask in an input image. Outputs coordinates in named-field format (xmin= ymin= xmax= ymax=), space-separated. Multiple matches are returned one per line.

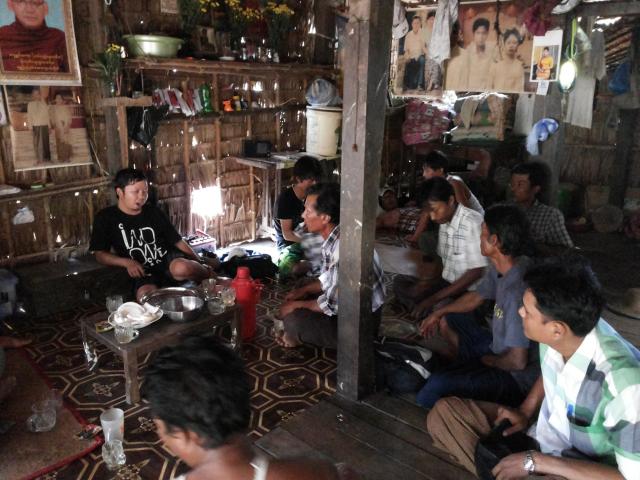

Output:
xmin=231 ymin=267 xmax=262 ymax=340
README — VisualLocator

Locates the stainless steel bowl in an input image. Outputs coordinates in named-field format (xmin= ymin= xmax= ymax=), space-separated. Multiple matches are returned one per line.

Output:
xmin=141 ymin=287 xmax=204 ymax=322
xmin=123 ymin=35 xmax=183 ymax=58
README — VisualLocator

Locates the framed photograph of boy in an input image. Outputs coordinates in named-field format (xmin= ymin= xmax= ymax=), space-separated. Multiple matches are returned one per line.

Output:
xmin=4 ymin=85 xmax=91 ymax=171
xmin=0 ymin=0 xmax=81 ymax=86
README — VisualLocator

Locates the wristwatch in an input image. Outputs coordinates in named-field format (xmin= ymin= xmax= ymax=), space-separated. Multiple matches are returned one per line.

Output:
xmin=523 ymin=450 xmax=536 ymax=475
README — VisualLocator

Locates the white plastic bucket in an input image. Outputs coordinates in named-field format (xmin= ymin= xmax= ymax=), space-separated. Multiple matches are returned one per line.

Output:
xmin=306 ymin=106 xmax=342 ymax=156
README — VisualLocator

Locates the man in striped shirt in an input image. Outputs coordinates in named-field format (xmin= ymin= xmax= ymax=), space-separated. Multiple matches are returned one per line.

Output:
xmin=428 ymin=256 xmax=640 ymax=479
xmin=277 ymin=183 xmax=386 ymax=349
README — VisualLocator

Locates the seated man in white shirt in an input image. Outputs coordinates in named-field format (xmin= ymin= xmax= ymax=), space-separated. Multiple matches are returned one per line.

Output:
xmin=392 ymin=177 xmax=488 ymax=319
xmin=427 ymin=256 xmax=640 ymax=479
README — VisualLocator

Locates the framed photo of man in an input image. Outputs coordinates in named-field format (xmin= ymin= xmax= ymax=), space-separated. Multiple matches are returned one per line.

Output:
xmin=0 ymin=0 xmax=81 ymax=85
xmin=444 ymin=1 xmax=536 ymax=94
xmin=4 ymin=85 xmax=91 ymax=171
xmin=392 ymin=7 xmax=443 ymax=99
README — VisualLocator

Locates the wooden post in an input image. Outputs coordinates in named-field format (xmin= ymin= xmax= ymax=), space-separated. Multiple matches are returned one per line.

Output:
xmin=43 ymin=197 xmax=55 ymax=262
xmin=532 ymin=88 xmax=564 ymax=206
xmin=183 ymin=120 xmax=193 ymax=233
xmin=609 ymin=109 xmax=639 ymax=207
xmin=312 ymin=0 xmax=336 ymax=65
xmin=337 ymin=0 xmax=393 ymax=401
xmin=249 ymin=166 xmax=256 ymax=240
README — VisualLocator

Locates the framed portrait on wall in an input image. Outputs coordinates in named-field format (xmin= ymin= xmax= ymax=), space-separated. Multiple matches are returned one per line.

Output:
xmin=392 ymin=7 xmax=443 ymax=99
xmin=0 ymin=0 xmax=81 ymax=86
xmin=4 ymin=85 xmax=91 ymax=171
xmin=445 ymin=1 xmax=536 ymax=94
xmin=530 ymin=30 xmax=563 ymax=82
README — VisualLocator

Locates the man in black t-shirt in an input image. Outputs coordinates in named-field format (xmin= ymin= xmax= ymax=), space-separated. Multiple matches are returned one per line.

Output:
xmin=90 ymin=169 xmax=214 ymax=301
xmin=273 ymin=156 xmax=322 ymax=278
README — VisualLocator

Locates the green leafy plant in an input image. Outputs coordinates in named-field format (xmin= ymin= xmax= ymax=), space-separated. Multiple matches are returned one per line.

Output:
xmin=95 ymin=43 xmax=123 ymax=96
xmin=262 ymin=1 xmax=294 ymax=52
xmin=180 ymin=0 xmax=220 ymax=35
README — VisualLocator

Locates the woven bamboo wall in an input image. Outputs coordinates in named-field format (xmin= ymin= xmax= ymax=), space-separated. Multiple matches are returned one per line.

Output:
xmin=561 ymin=95 xmax=639 ymax=183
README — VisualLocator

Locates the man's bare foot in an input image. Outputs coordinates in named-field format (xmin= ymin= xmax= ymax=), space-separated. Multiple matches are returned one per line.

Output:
xmin=274 ymin=330 xmax=302 ymax=348
xmin=0 ymin=336 xmax=32 ymax=349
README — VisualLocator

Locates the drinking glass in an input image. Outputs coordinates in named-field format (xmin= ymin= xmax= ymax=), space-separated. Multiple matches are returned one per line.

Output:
xmin=26 ymin=400 xmax=56 ymax=432
xmin=207 ymin=296 xmax=224 ymax=315
xmin=221 ymin=287 xmax=236 ymax=307
xmin=201 ymin=278 xmax=217 ymax=300
xmin=102 ymin=439 xmax=126 ymax=470
xmin=114 ymin=321 xmax=137 ymax=344
xmin=100 ymin=407 xmax=124 ymax=442
xmin=106 ymin=294 xmax=124 ymax=314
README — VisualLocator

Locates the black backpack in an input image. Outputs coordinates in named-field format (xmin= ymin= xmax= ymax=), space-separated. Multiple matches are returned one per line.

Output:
xmin=220 ymin=253 xmax=279 ymax=279
xmin=374 ymin=337 xmax=434 ymax=394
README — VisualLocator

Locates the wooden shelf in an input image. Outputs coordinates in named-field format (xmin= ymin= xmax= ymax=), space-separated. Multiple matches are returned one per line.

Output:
xmin=0 ymin=177 xmax=111 ymax=205
xmin=124 ymin=58 xmax=336 ymax=76
xmin=100 ymin=96 xmax=153 ymax=108
xmin=157 ymin=104 xmax=307 ymax=124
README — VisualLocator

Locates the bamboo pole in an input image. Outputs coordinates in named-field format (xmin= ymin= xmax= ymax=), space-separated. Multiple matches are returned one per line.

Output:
xmin=42 ymin=197 xmax=55 ymax=262
xmin=183 ymin=120 xmax=193 ymax=233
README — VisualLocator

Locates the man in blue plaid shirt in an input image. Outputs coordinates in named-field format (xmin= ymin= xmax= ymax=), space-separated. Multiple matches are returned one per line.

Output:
xmin=428 ymin=256 xmax=640 ymax=479
xmin=277 ymin=183 xmax=386 ymax=349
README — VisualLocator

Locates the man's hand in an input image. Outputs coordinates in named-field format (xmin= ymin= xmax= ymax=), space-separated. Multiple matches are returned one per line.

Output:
xmin=411 ymin=296 xmax=437 ymax=319
xmin=279 ymin=301 xmax=301 ymax=318
xmin=419 ymin=312 xmax=443 ymax=337
xmin=284 ymin=288 xmax=305 ymax=302
xmin=492 ymin=452 xmax=529 ymax=480
xmin=495 ymin=406 xmax=529 ymax=436
xmin=124 ymin=259 xmax=146 ymax=278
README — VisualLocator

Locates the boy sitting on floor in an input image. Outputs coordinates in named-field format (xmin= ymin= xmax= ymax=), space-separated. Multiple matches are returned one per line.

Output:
xmin=274 ymin=156 xmax=323 ymax=279
xmin=90 ymin=168 xmax=215 ymax=301
xmin=393 ymin=177 xmax=487 ymax=319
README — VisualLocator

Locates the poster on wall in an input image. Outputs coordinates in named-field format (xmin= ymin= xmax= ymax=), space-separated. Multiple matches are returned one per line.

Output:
xmin=530 ymin=30 xmax=563 ymax=82
xmin=445 ymin=1 xmax=535 ymax=94
xmin=4 ymin=85 xmax=91 ymax=171
xmin=160 ymin=0 xmax=179 ymax=14
xmin=392 ymin=8 xmax=443 ymax=98
xmin=393 ymin=1 xmax=538 ymax=97
xmin=0 ymin=0 xmax=81 ymax=86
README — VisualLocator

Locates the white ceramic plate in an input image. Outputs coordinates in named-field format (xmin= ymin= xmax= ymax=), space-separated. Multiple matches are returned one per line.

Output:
xmin=219 ymin=56 xmax=235 ymax=61
xmin=108 ymin=310 xmax=163 ymax=329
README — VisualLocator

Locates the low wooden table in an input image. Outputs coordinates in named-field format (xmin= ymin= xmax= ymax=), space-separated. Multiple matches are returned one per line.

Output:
xmin=80 ymin=306 xmax=241 ymax=404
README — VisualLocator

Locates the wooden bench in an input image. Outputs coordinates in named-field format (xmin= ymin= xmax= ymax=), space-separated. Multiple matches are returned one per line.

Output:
xmin=256 ymin=391 xmax=473 ymax=480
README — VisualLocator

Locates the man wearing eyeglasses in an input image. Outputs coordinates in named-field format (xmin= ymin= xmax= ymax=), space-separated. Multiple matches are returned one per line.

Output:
xmin=0 ymin=0 xmax=68 ymax=73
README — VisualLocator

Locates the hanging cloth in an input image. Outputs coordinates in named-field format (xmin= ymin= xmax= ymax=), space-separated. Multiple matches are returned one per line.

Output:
xmin=429 ymin=0 xmax=458 ymax=65
xmin=392 ymin=0 xmax=409 ymax=40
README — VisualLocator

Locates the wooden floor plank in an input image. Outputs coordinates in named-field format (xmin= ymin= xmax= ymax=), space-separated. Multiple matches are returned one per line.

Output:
xmin=362 ymin=392 xmax=430 ymax=434
xmin=255 ymin=428 xmax=332 ymax=462
xmin=277 ymin=400 xmax=458 ymax=480
xmin=327 ymin=395 xmax=473 ymax=477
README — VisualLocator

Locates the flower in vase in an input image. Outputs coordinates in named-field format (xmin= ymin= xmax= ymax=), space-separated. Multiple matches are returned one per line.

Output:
xmin=262 ymin=1 xmax=294 ymax=54
xmin=180 ymin=0 xmax=220 ymax=36
xmin=94 ymin=43 xmax=123 ymax=96
xmin=224 ymin=0 xmax=263 ymax=50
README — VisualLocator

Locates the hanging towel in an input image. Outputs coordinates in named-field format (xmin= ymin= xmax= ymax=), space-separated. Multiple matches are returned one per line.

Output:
xmin=526 ymin=118 xmax=559 ymax=156
xmin=393 ymin=0 xmax=409 ymax=39
xmin=429 ymin=0 xmax=458 ymax=65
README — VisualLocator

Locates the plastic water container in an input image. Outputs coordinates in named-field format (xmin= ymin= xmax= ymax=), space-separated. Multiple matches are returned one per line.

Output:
xmin=0 ymin=269 xmax=18 ymax=319
xmin=306 ymin=106 xmax=342 ymax=156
